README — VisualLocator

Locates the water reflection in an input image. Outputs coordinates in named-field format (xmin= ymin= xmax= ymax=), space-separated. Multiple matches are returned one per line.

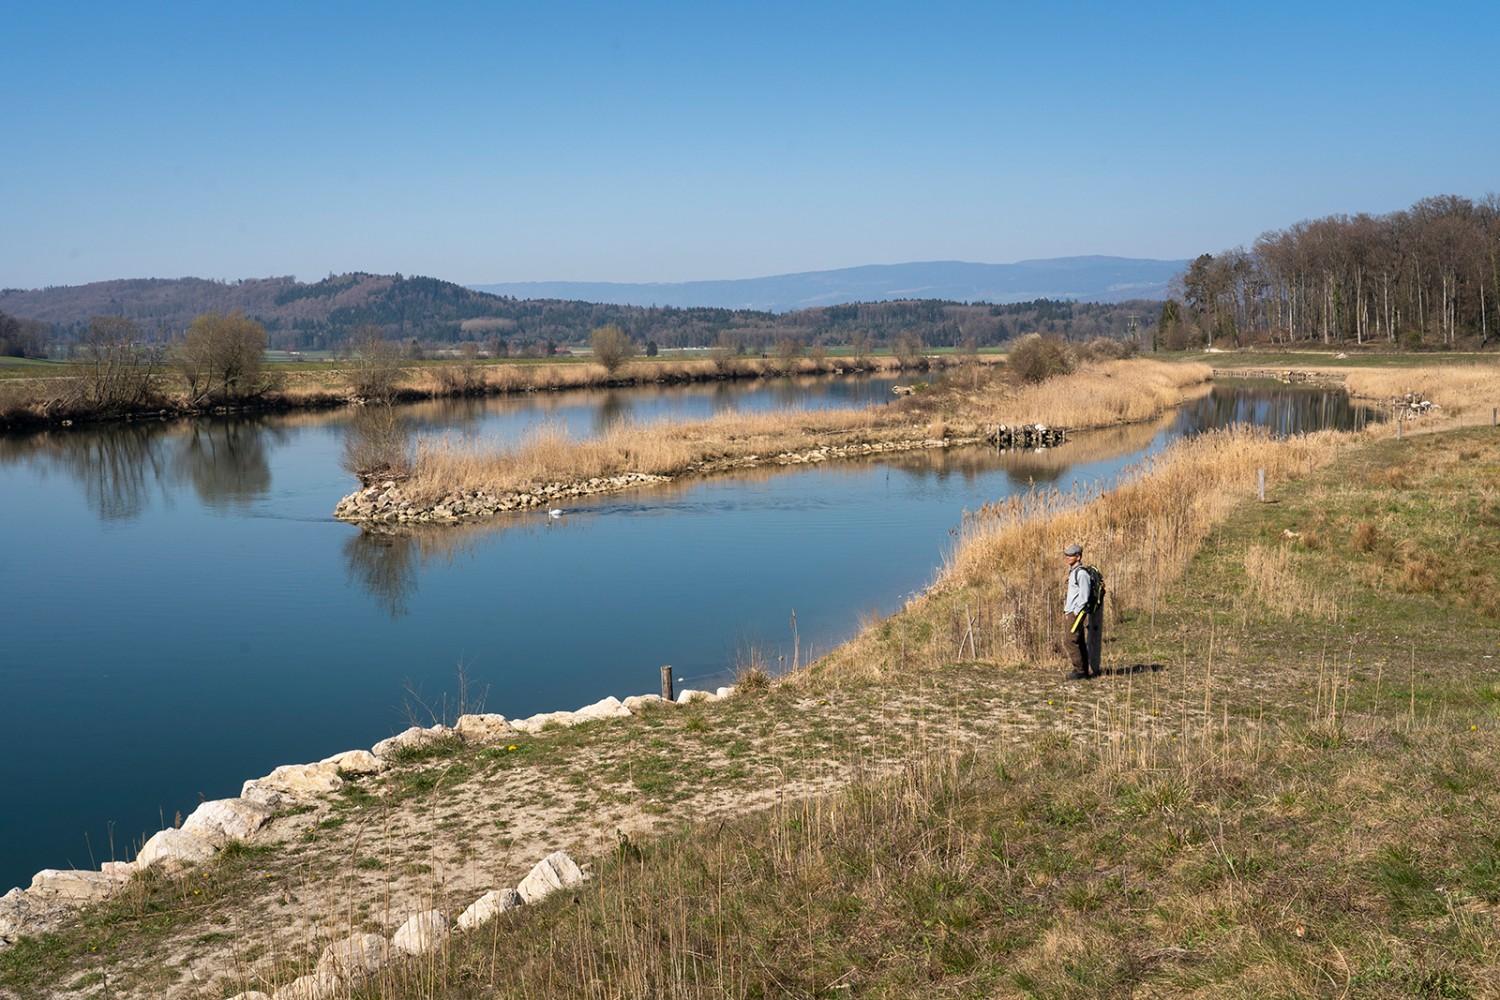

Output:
xmin=344 ymin=527 xmax=420 ymax=618
xmin=174 ymin=421 xmax=276 ymax=508
xmin=0 ymin=417 xmax=279 ymax=520
xmin=338 ymin=439 xmax=1165 ymax=619
xmin=332 ymin=382 xmax=1375 ymax=619
xmin=1172 ymin=380 xmax=1381 ymax=437
xmin=593 ymin=390 xmax=633 ymax=434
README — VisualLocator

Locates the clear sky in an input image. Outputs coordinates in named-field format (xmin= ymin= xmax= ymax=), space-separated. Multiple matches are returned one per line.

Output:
xmin=3 ymin=0 xmax=1496 ymax=290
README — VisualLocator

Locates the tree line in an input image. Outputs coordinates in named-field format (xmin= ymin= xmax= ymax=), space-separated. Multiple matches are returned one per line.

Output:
xmin=1165 ymin=193 xmax=1499 ymax=349
xmin=2 ymin=271 xmax=1157 ymax=358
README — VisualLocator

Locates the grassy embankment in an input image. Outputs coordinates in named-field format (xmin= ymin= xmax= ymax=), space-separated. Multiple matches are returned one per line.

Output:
xmin=3 ymin=360 xmax=1497 ymax=999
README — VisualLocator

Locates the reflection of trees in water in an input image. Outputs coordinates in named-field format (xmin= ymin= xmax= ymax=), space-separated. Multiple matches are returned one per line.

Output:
xmin=343 ymin=521 xmax=507 ymax=619
xmin=344 ymin=528 xmax=419 ymax=618
xmin=2 ymin=424 xmax=174 ymax=521
xmin=173 ymin=419 xmax=275 ymax=509
xmin=1172 ymin=384 xmax=1378 ymax=437
xmin=768 ymin=378 xmax=804 ymax=408
xmin=592 ymin=391 xmax=634 ymax=435
xmin=708 ymin=381 xmax=740 ymax=412
xmin=0 ymin=416 xmax=280 ymax=522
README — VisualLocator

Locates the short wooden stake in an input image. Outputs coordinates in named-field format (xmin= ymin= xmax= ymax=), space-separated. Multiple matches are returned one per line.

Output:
xmin=1396 ymin=416 xmax=1402 ymax=440
xmin=1258 ymin=468 xmax=1265 ymax=502
xmin=660 ymin=665 xmax=674 ymax=703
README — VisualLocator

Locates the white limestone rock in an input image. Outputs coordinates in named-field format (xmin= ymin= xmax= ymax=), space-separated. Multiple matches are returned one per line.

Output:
xmin=516 ymin=851 xmax=589 ymax=905
xmin=511 ymin=710 xmax=577 ymax=733
xmin=622 ymin=694 xmax=666 ymax=713
xmin=457 ymin=888 xmax=523 ymax=929
xmin=136 ymin=828 xmax=217 ymax=871
xmin=242 ymin=762 xmax=344 ymax=808
xmin=28 ymin=869 xmax=129 ymax=903
xmin=391 ymin=909 xmax=449 ymax=956
xmin=454 ymin=713 xmax=518 ymax=743
xmin=227 ymin=993 xmax=273 ymax=1000
xmin=371 ymin=725 xmax=454 ymax=759
xmin=675 ymin=689 xmax=719 ymax=705
xmin=181 ymin=798 xmax=273 ymax=846
xmin=320 ymin=749 xmax=385 ymax=775
xmin=715 ymin=686 xmax=736 ymax=699
xmin=318 ymin=931 xmax=388 ymax=981
xmin=271 ymin=969 xmax=343 ymax=1000
xmin=0 ymin=887 xmax=44 ymax=945
xmin=572 ymin=696 xmax=631 ymax=722
xmin=100 ymin=860 xmax=137 ymax=880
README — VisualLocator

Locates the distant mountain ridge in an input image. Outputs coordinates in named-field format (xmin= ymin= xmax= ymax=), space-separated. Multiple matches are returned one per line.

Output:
xmin=0 ymin=258 xmax=1175 ymax=351
xmin=470 ymin=256 xmax=1185 ymax=311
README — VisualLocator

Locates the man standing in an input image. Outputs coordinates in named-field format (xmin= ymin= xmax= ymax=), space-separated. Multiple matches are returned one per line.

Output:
xmin=1062 ymin=543 xmax=1099 ymax=680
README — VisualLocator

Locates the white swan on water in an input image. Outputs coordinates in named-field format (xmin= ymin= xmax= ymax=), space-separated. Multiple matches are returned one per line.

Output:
xmin=548 ymin=508 xmax=564 ymax=518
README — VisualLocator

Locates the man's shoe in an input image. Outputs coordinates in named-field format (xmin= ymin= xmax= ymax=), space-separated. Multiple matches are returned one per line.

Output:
xmin=1065 ymin=670 xmax=1089 ymax=680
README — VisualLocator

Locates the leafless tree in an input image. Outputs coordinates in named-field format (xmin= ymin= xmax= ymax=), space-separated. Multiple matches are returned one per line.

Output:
xmin=590 ymin=324 xmax=635 ymax=376
xmin=72 ymin=316 xmax=164 ymax=412
xmin=176 ymin=311 xmax=273 ymax=405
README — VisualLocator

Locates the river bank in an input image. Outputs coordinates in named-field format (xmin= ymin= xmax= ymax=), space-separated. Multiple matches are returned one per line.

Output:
xmin=333 ymin=359 xmax=1212 ymax=525
xmin=3 ymin=362 xmax=1494 ymax=998
xmin=0 ymin=354 xmax=934 ymax=434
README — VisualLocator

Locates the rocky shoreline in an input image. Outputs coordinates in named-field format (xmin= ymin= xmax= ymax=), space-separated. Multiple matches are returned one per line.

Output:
xmin=334 ymin=423 xmax=1067 ymax=525
xmin=0 ymin=683 xmax=738 ymax=999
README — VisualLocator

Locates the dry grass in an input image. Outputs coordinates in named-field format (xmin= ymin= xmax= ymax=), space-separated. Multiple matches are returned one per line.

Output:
xmin=1343 ymin=362 xmax=1500 ymax=424
xmin=818 ymin=424 xmax=1341 ymax=681
xmin=1241 ymin=541 xmax=1335 ymax=618
xmin=11 ymin=392 xmax=1500 ymax=1000
xmin=392 ymin=359 xmax=1212 ymax=506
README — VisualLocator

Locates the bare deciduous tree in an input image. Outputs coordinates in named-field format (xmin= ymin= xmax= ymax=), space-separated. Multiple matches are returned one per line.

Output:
xmin=346 ymin=325 xmax=404 ymax=402
xmin=73 ymin=316 xmax=164 ymax=412
xmin=590 ymin=324 xmax=635 ymax=376
xmin=176 ymin=311 xmax=273 ymax=405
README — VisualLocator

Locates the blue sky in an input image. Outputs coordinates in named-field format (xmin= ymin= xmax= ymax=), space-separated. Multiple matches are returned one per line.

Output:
xmin=3 ymin=0 xmax=1496 ymax=289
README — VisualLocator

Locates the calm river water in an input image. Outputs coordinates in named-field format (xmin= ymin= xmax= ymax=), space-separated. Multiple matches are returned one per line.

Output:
xmin=0 ymin=376 xmax=1377 ymax=891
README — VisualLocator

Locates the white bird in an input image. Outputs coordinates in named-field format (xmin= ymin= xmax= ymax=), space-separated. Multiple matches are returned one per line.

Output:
xmin=548 ymin=508 xmax=564 ymax=518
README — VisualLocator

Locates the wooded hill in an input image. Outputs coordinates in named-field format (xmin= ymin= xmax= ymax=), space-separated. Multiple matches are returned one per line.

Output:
xmin=0 ymin=273 xmax=1159 ymax=354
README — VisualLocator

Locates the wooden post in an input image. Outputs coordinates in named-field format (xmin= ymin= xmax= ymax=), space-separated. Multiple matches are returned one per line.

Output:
xmin=660 ymin=665 xmax=674 ymax=703
xmin=1396 ymin=416 xmax=1402 ymax=440
xmin=1258 ymin=468 xmax=1265 ymax=502
xmin=1492 ymin=407 xmax=1497 ymax=427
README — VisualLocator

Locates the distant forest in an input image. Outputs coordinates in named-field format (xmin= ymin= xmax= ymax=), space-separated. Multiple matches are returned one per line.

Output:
xmin=0 ymin=272 xmax=1157 ymax=357
xmin=1169 ymin=193 xmax=1499 ymax=348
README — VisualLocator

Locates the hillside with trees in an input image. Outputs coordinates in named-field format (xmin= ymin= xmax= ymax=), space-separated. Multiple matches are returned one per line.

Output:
xmin=1162 ymin=193 xmax=1499 ymax=349
xmin=0 ymin=273 xmax=1158 ymax=357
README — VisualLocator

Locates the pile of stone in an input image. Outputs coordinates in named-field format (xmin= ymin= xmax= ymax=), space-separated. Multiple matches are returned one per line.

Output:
xmin=334 ymin=471 xmax=672 ymax=524
xmin=227 ymin=850 xmax=590 ymax=1000
xmin=0 ymin=685 xmax=734 ymax=954
xmin=989 ymin=423 xmax=1066 ymax=449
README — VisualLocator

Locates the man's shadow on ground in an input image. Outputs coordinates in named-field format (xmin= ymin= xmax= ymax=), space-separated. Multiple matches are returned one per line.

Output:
xmin=1100 ymin=663 xmax=1168 ymax=677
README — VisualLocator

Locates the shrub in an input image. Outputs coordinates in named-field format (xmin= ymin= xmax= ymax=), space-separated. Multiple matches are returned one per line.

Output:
xmin=1006 ymin=334 xmax=1075 ymax=384
xmin=1081 ymin=337 xmax=1137 ymax=361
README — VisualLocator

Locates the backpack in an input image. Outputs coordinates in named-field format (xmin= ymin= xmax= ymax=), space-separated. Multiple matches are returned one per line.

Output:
xmin=1082 ymin=565 xmax=1106 ymax=614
